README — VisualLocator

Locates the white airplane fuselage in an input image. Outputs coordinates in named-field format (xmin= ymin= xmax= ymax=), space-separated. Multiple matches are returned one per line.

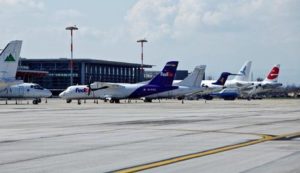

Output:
xmin=0 ymin=83 xmax=52 ymax=99
xmin=59 ymin=83 xmax=168 ymax=100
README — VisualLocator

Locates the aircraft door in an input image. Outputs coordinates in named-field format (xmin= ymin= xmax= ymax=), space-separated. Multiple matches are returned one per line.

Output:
xmin=19 ymin=86 xmax=25 ymax=97
xmin=168 ymin=91 xmax=172 ymax=98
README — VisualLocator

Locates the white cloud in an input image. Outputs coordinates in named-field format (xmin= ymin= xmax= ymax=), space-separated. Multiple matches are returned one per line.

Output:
xmin=125 ymin=0 xmax=177 ymax=40
xmin=125 ymin=0 xmax=300 ymax=41
xmin=54 ymin=9 xmax=83 ymax=19
xmin=0 ymin=0 xmax=44 ymax=9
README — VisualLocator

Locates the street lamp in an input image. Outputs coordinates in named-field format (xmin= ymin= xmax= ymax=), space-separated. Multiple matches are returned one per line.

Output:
xmin=66 ymin=25 xmax=78 ymax=86
xmin=137 ymin=38 xmax=147 ymax=72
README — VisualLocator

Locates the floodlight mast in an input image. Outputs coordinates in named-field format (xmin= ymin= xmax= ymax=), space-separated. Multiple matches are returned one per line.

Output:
xmin=66 ymin=25 xmax=78 ymax=85
xmin=137 ymin=39 xmax=148 ymax=72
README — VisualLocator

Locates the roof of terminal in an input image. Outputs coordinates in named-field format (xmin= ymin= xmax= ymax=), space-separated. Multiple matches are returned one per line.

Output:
xmin=20 ymin=58 xmax=153 ymax=68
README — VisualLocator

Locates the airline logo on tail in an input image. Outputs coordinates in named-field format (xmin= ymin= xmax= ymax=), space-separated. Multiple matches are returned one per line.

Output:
xmin=148 ymin=61 xmax=178 ymax=86
xmin=5 ymin=54 xmax=16 ymax=62
xmin=213 ymin=72 xmax=233 ymax=86
xmin=160 ymin=71 xmax=174 ymax=77
xmin=240 ymin=66 xmax=246 ymax=75
xmin=267 ymin=66 xmax=279 ymax=80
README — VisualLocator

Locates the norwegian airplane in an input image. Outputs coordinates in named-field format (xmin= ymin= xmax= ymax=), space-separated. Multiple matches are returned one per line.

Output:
xmin=59 ymin=61 xmax=179 ymax=104
xmin=0 ymin=40 xmax=23 ymax=89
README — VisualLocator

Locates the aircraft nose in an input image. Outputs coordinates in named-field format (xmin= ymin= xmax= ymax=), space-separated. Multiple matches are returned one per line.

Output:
xmin=59 ymin=91 xmax=65 ymax=98
xmin=46 ymin=90 xmax=52 ymax=97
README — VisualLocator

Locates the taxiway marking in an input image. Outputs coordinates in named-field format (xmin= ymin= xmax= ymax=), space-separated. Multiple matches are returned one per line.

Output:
xmin=114 ymin=131 xmax=300 ymax=173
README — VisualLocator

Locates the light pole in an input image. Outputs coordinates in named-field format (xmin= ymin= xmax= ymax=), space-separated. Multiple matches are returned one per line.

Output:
xmin=66 ymin=25 xmax=78 ymax=86
xmin=137 ymin=39 xmax=147 ymax=71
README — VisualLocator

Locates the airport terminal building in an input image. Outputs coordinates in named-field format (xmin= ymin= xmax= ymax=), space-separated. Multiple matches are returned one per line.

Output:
xmin=18 ymin=58 xmax=152 ymax=95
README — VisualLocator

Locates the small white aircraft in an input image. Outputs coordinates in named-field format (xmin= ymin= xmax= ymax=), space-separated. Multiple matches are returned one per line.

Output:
xmin=0 ymin=83 xmax=52 ymax=104
xmin=59 ymin=61 xmax=179 ymax=104
xmin=0 ymin=40 xmax=52 ymax=104
xmin=144 ymin=65 xmax=206 ymax=102
xmin=0 ymin=40 xmax=23 ymax=89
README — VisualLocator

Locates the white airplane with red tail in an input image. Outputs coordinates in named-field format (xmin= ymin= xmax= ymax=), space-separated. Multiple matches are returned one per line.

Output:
xmin=240 ymin=64 xmax=282 ymax=98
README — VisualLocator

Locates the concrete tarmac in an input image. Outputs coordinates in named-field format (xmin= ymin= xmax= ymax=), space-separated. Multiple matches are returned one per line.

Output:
xmin=0 ymin=99 xmax=299 ymax=173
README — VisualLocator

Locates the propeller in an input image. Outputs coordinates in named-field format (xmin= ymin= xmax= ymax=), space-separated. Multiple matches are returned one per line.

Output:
xmin=87 ymin=76 xmax=92 ymax=96
xmin=87 ymin=76 xmax=109 ymax=96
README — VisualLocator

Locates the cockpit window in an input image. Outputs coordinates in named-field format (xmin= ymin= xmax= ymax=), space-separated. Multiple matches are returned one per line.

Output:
xmin=33 ymin=84 xmax=44 ymax=90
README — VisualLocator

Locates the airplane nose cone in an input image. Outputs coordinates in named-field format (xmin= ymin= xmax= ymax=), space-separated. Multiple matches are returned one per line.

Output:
xmin=46 ymin=90 xmax=52 ymax=97
xmin=59 ymin=91 xmax=65 ymax=98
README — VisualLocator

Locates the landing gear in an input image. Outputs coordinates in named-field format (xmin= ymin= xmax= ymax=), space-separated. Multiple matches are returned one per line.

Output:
xmin=109 ymin=99 xmax=120 ymax=103
xmin=66 ymin=99 xmax=72 ymax=103
xmin=144 ymin=98 xmax=152 ymax=103
xmin=33 ymin=99 xmax=39 ymax=105
xmin=223 ymin=96 xmax=236 ymax=100
xmin=77 ymin=99 xmax=81 ymax=105
xmin=203 ymin=95 xmax=213 ymax=100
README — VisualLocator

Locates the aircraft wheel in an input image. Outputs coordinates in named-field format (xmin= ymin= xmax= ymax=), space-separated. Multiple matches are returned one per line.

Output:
xmin=33 ymin=100 xmax=38 ymax=105
xmin=144 ymin=98 xmax=152 ymax=103
xmin=66 ymin=99 xmax=72 ymax=103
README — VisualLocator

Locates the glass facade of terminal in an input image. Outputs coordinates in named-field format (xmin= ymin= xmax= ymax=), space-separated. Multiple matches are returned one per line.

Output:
xmin=19 ymin=58 xmax=150 ymax=92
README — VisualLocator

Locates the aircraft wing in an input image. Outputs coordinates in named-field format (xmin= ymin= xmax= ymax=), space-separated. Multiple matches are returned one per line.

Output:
xmin=261 ymin=83 xmax=282 ymax=89
xmin=91 ymin=82 xmax=125 ymax=90
xmin=235 ymin=82 xmax=253 ymax=88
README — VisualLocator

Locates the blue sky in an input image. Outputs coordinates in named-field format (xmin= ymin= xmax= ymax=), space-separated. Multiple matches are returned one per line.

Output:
xmin=1 ymin=0 xmax=299 ymax=85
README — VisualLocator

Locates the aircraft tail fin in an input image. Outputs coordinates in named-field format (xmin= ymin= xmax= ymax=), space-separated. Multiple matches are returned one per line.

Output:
xmin=212 ymin=72 xmax=233 ymax=86
xmin=0 ymin=40 xmax=22 ymax=79
xmin=177 ymin=65 xmax=206 ymax=87
xmin=148 ymin=61 xmax=178 ymax=86
xmin=234 ymin=61 xmax=252 ymax=81
xmin=263 ymin=64 xmax=280 ymax=82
